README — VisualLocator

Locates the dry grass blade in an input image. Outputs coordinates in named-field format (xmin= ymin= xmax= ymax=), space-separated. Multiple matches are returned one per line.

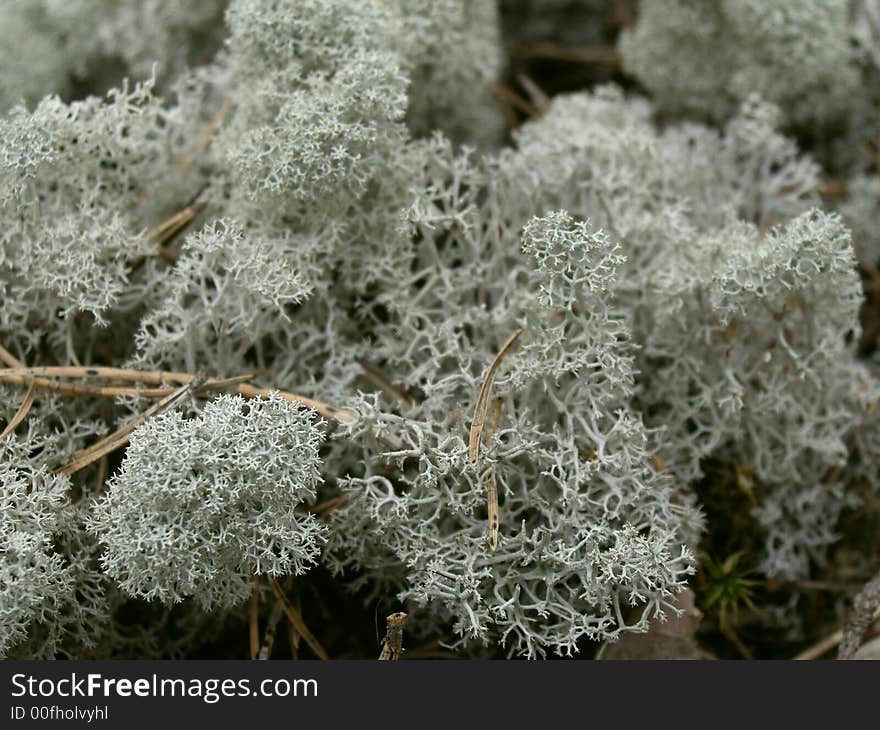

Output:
xmin=469 ymin=328 xmax=522 ymax=464
xmin=237 ymin=383 xmax=356 ymax=423
xmin=249 ymin=576 xmax=260 ymax=660
xmin=378 ymin=612 xmax=408 ymax=660
xmin=270 ymin=580 xmax=328 ymax=660
xmin=56 ymin=379 xmax=200 ymax=477
xmin=195 ymin=372 xmax=266 ymax=393
xmin=485 ymin=397 xmax=503 ymax=447
xmin=0 ymin=380 xmax=36 ymax=440
xmin=144 ymin=203 xmax=202 ymax=247
xmin=179 ymin=99 xmax=232 ymax=172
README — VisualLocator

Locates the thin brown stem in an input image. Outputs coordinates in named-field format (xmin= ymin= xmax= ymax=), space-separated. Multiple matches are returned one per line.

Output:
xmin=515 ymin=73 xmax=551 ymax=112
xmin=178 ymin=100 xmax=232 ymax=172
xmin=492 ymin=81 xmax=540 ymax=119
xmin=312 ymin=494 xmax=349 ymax=518
xmin=510 ymin=42 xmax=621 ymax=65
xmin=270 ymin=580 xmax=328 ymax=660
xmin=249 ymin=576 xmax=260 ymax=660
xmin=56 ymin=380 xmax=201 ymax=476
xmin=357 ymin=360 xmax=414 ymax=408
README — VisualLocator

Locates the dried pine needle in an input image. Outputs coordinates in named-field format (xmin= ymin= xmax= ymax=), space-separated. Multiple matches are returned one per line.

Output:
xmin=469 ymin=328 xmax=522 ymax=464
xmin=470 ymin=330 xmax=522 ymax=551
xmin=270 ymin=580 xmax=328 ymax=660
xmin=56 ymin=379 xmax=201 ymax=476
xmin=0 ymin=380 xmax=36 ymax=440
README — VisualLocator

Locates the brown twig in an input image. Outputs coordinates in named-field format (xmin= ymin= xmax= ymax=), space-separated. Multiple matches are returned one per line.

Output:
xmin=0 ymin=365 xmax=196 ymax=385
xmin=126 ymin=188 xmax=209 ymax=273
xmin=178 ymin=99 xmax=232 ymax=172
xmin=510 ymin=42 xmax=621 ymax=66
xmin=357 ymin=360 xmax=414 ymax=408
xmin=249 ymin=576 xmax=260 ymax=660
xmin=95 ymin=454 xmax=109 ymax=491
xmin=237 ymin=383 xmax=356 ymax=424
xmin=817 ymin=180 xmax=847 ymax=199
xmin=492 ymin=81 xmax=540 ymax=120
xmin=144 ymin=200 xmax=205 ymax=250
xmin=0 ymin=375 xmax=168 ymax=399
xmin=515 ymin=73 xmax=551 ymax=113
xmin=0 ymin=344 xmax=24 ymax=368
xmin=270 ymin=580 xmax=328 ymax=660
xmin=312 ymin=494 xmax=349 ymax=518
xmin=0 ymin=357 xmax=403 ymax=452
xmin=56 ymin=379 xmax=202 ymax=476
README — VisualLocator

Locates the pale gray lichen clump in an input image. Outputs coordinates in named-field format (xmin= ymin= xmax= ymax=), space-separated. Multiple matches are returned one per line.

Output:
xmin=619 ymin=0 xmax=859 ymax=128
xmin=88 ymin=394 xmax=326 ymax=610
xmin=1 ymin=0 xmax=879 ymax=658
